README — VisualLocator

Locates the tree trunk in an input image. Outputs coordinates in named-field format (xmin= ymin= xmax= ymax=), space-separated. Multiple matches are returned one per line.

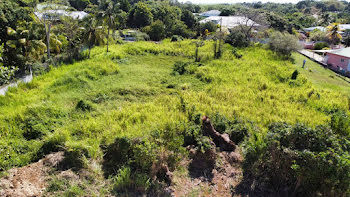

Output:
xmin=46 ymin=23 xmax=51 ymax=59
xmin=107 ymin=26 xmax=110 ymax=53
xmin=195 ymin=46 xmax=199 ymax=62
xmin=88 ymin=46 xmax=91 ymax=59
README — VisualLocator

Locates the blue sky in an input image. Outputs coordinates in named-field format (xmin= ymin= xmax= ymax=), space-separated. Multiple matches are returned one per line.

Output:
xmin=178 ymin=0 xmax=349 ymax=4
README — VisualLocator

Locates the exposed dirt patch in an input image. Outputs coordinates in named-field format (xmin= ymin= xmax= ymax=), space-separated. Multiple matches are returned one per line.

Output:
xmin=172 ymin=148 xmax=243 ymax=197
xmin=0 ymin=152 xmax=64 ymax=197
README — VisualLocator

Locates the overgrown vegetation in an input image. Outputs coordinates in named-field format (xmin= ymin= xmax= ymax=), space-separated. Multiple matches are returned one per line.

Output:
xmin=0 ymin=40 xmax=349 ymax=195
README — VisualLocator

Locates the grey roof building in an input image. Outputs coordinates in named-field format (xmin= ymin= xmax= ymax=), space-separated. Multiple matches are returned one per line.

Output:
xmin=199 ymin=10 xmax=221 ymax=17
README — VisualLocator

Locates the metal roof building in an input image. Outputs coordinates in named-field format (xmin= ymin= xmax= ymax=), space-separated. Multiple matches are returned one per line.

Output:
xmin=200 ymin=16 xmax=259 ymax=29
xmin=199 ymin=10 xmax=221 ymax=17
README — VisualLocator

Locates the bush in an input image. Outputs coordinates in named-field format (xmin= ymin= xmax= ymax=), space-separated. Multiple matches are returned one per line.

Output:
xmin=171 ymin=35 xmax=183 ymax=42
xmin=173 ymin=61 xmax=190 ymax=75
xmin=291 ymin=69 xmax=299 ymax=80
xmin=225 ymin=29 xmax=250 ymax=47
xmin=76 ymin=100 xmax=93 ymax=111
xmin=200 ymin=22 xmax=218 ymax=35
xmin=0 ymin=66 xmax=18 ymax=85
xmin=171 ymin=20 xmax=195 ymax=38
xmin=243 ymin=121 xmax=350 ymax=196
xmin=269 ymin=31 xmax=301 ymax=58
xmin=144 ymin=20 xmax=166 ymax=41
xmin=314 ymin=42 xmax=329 ymax=50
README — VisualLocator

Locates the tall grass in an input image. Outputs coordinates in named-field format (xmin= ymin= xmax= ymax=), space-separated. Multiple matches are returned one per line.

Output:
xmin=0 ymin=39 xmax=348 ymax=173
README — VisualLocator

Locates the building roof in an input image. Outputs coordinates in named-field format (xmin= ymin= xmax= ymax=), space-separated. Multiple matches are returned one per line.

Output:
xmin=303 ymin=26 xmax=327 ymax=32
xmin=199 ymin=10 xmax=221 ymax=17
xmin=34 ymin=10 xmax=88 ymax=20
xmin=200 ymin=16 xmax=258 ymax=29
xmin=340 ymin=24 xmax=350 ymax=30
xmin=328 ymin=48 xmax=350 ymax=58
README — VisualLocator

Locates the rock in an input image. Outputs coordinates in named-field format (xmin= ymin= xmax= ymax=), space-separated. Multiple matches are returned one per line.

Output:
xmin=202 ymin=116 xmax=236 ymax=152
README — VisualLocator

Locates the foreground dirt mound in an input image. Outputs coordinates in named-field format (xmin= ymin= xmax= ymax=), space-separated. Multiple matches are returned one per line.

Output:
xmin=0 ymin=152 xmax=64 ymax=197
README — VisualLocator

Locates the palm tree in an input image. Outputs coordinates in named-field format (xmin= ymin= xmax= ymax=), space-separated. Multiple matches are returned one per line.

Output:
xmin=82 ymin=16 xmax=105 ymax=58
xmin=100 ymin=0 xmax=118 ymax=53
xmin=327 ymin=23 xmax=342 ymax=46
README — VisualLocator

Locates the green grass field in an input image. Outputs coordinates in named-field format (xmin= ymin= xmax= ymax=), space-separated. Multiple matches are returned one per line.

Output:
xmin=292 ymin=53 xmax=350 ymax=95
xmin=0 ymin=40 xmax=349 ymax=195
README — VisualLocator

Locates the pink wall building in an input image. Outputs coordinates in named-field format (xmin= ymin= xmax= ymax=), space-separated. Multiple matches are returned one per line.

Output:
xmin=325 ymin=48 xmax=350 ymax=74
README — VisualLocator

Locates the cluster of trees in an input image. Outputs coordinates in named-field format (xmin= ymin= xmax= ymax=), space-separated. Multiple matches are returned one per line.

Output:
xmin=0 ymin=0 xmax=201 ymax=83
xmin=308 ymin=23 xmax=350 ymax=48
xmin=240 ymin=0 xmax=350 ymax=30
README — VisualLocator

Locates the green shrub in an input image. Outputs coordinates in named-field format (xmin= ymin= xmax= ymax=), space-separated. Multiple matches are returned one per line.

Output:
xmin=269 ymin=32 xmax=301 ymax=58
xmin=22 ymin=106 xmax=66 ymax=140
xmin=171 ymin=35 xmax=183 ymax=42
xmin=291 ymin=69 xmax=299 ymax=80
xmin=76 ymin=100 xmax=93 ymax=112
xmin=102 ymin=137 xmax=133 ymax=177
xmin=211 ymin=113 xmax=250 ymax=144
xmin=144 ymin=20 xmax=166 ymax=41
xmin=173 ymin=61 xmax=190 ymax=75
xmin=330 ymin=110 xmax=350 ymax=136
xmin=243 ymin=122 xmax=350 ymax=196
xmin=232 ymin=48 xmax=243 ymax=59
xmin=314 ymin=42 xmax=329 ymax=50
xmin=200 ymin=22 xmax=218 ymax=35
xmin=225 ymin=29 xmax=250 ymax=48
xmin=0 ymin=66 xmax=18 ymax=85
xmin=36 ymin=131 xmax=69 ymax=159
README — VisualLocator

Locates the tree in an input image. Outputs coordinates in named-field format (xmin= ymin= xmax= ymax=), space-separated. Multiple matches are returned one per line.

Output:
xmin=199 ymin=22 xmax=218 ymax=35
xmin=268 ymin=31 xmax=301 ymax=58
xmin=219 ymin=8 xmax=235 ymax=16
xmin=344 ymin=36 xmax=350 ymax=47
xmin=309 ymin=29 xmax=328 ymax=42
xmin=144 ymin=20 xmax=166 ymax=41
xmin=35 ymin=2 xmax=67 ymax=60
xmin=265 ymin=12 xmax=288 ymax=32
xmin=100 ymin=0 xmax=118 ymax=53
xmin=225 ymin=28 xmax=250 ymax=48
xmin=60 ymin=16 xmax=84 ymax=60
xmin=82 ymin=16 xmax=105 ymax=58
xmin=5 ymin=25 xmax=46 ymax=68
xmin=69 ymin=0 xmax=90 ymax=11
xmin=128 ymin=2 xmax=153 ymax=28
xmin=181 ymin=9 xmax=197 ymax=29
xmin=236 ymin=9 xmax=267 ymax=41
xmin=327 ymin=23 xmax=342 ymax=45
xmin=0 ymin=0 xmax=32 ymax=68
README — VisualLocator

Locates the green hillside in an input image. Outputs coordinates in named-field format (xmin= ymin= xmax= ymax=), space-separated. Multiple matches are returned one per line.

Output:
xmin=0 ymin=40 xmax=349 ymax=195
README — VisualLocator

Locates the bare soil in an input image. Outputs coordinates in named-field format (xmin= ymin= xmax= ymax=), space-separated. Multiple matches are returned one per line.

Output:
xmin=0 ymin=152 xmax=64 ymax=197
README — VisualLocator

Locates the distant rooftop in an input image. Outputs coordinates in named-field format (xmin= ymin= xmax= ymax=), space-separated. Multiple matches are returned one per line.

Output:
xmin=328 ymin=48 xmax=350 ymax=58
xmin=199 ymin=10 xmax=221 ymax=17
xmin=200 ymin=16 xmax=259 ymax=28
xmin=35 ymin=10 xmax=88 ymax=20
xmin=340 ymin=24 xmax=350 ymax=30
xmin=36 ymin=3 xmax=69 ymax=11
xmin=303 ymin=26 xmax=326 ymax=32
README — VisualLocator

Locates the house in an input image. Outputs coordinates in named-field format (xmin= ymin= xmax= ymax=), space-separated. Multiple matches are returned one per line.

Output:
xmin=199 ymin=10 xmax=221 ymax=17
xmin=325 ymin=48 xmax=350 ymax=73
xmin=200 ymin=16 xmax=259 ymax=29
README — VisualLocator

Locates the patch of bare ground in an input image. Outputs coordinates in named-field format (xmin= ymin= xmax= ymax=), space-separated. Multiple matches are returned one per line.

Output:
xmin=170 ymin=116 xmax=244 ymax=197
xmin=0 ymin=152 xmax=64 ymax=197
xmin=171 ymin=148 xmax=243 ymax=197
